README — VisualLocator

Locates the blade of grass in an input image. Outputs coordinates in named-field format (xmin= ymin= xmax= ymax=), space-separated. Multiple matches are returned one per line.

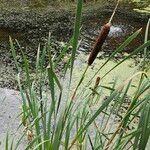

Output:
xmin=9 ymin=36 xmax=20 ymax=73
xmin=88 ymin=134 xmax=94 ymax=150
xmin=138 ymin=99 xmax=150 ymax=150
xmin=35 ymin=44 xmax=41 ymax=77
xmin=70 ymin=0 xmax=83 ymax=82
xmin=10 ymin=138 xmax=14 ymax=150
xmin=47 ymin=66 xmax=55 ymax=139
xmin=5 ymin=133 xmax=9 ymax=150
xmin=144 ymin=18 xmax=150 ymax=55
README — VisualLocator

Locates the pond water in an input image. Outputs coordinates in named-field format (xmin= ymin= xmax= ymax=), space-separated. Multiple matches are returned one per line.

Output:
xmin=80 ymin=14 xmax=146 ymax=54
xmin=0 ymin=28 xmax=21 ymax=42
xmin=0 ymin=8 xmax=148 ymax=89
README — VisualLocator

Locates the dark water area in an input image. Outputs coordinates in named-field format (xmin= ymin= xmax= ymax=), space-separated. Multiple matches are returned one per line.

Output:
xmin=0 ymin=12 xmax=148 ymax=56
xmin=80 ymin=14 xmax=147 ymax=56
xmin=0 ymin=28 xmax=22 ymax=42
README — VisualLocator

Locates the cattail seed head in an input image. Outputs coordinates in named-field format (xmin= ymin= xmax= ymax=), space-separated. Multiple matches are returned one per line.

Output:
xmin=88 ymin=23 xmax=111 ymax=65
xmin=95 ymin=76 xmax=101 ymax=88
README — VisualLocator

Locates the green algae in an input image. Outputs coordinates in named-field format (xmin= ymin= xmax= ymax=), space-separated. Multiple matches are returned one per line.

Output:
xmin=70 ymin=53 xmax=144 ymax=97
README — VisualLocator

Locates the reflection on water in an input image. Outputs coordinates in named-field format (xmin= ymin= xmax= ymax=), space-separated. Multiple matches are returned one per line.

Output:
xmin=109 ymin=25 xmax=123 ymax=37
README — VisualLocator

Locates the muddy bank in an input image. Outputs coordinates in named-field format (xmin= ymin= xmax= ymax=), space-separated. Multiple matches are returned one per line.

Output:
xmin=0 ymin=6 xmax=149 ymax=89
xmin=0 ymin=6 xmax=149 ymax=40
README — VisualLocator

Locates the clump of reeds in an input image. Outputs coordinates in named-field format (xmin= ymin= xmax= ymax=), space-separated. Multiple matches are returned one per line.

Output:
xmin=6 ymin=0 xmax=150 ymax=150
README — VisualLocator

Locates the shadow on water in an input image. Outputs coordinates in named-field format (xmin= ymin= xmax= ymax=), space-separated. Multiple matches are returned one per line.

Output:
xmin=0 ymin=28 xmax=22 ymax=42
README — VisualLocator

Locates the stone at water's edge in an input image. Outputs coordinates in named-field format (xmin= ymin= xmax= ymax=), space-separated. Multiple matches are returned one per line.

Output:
xmin=0 ymin=88 xmax=26 ymax=149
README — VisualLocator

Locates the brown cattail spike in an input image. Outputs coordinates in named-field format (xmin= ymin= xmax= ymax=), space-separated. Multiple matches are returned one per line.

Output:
xmin=88 ymin=23 xmax=111 ymax=66
xmin=94 ymin=76 xmax=101 ymax=88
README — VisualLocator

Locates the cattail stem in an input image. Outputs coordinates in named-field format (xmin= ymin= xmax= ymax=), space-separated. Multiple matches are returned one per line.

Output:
xmin=108 ymin=0 xmax=120 ymax=24
xmin=88 ymin=23 xmax=111 ymax=66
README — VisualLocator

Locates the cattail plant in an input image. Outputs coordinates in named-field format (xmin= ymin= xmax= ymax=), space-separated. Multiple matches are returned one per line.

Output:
xmin=71 ymin=0 xmax=120 ymax=100
xmin=88 ymin=0 xmax=120 ymax=65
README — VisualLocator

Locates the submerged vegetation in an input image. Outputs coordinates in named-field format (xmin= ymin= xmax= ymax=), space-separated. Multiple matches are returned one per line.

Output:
xmin=3 ymin=0 xmax=150 ymax=150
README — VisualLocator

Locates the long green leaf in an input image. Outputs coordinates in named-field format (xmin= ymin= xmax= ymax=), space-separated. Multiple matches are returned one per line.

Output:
xmin=70 ymin=0 xmax=83 ymax=81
